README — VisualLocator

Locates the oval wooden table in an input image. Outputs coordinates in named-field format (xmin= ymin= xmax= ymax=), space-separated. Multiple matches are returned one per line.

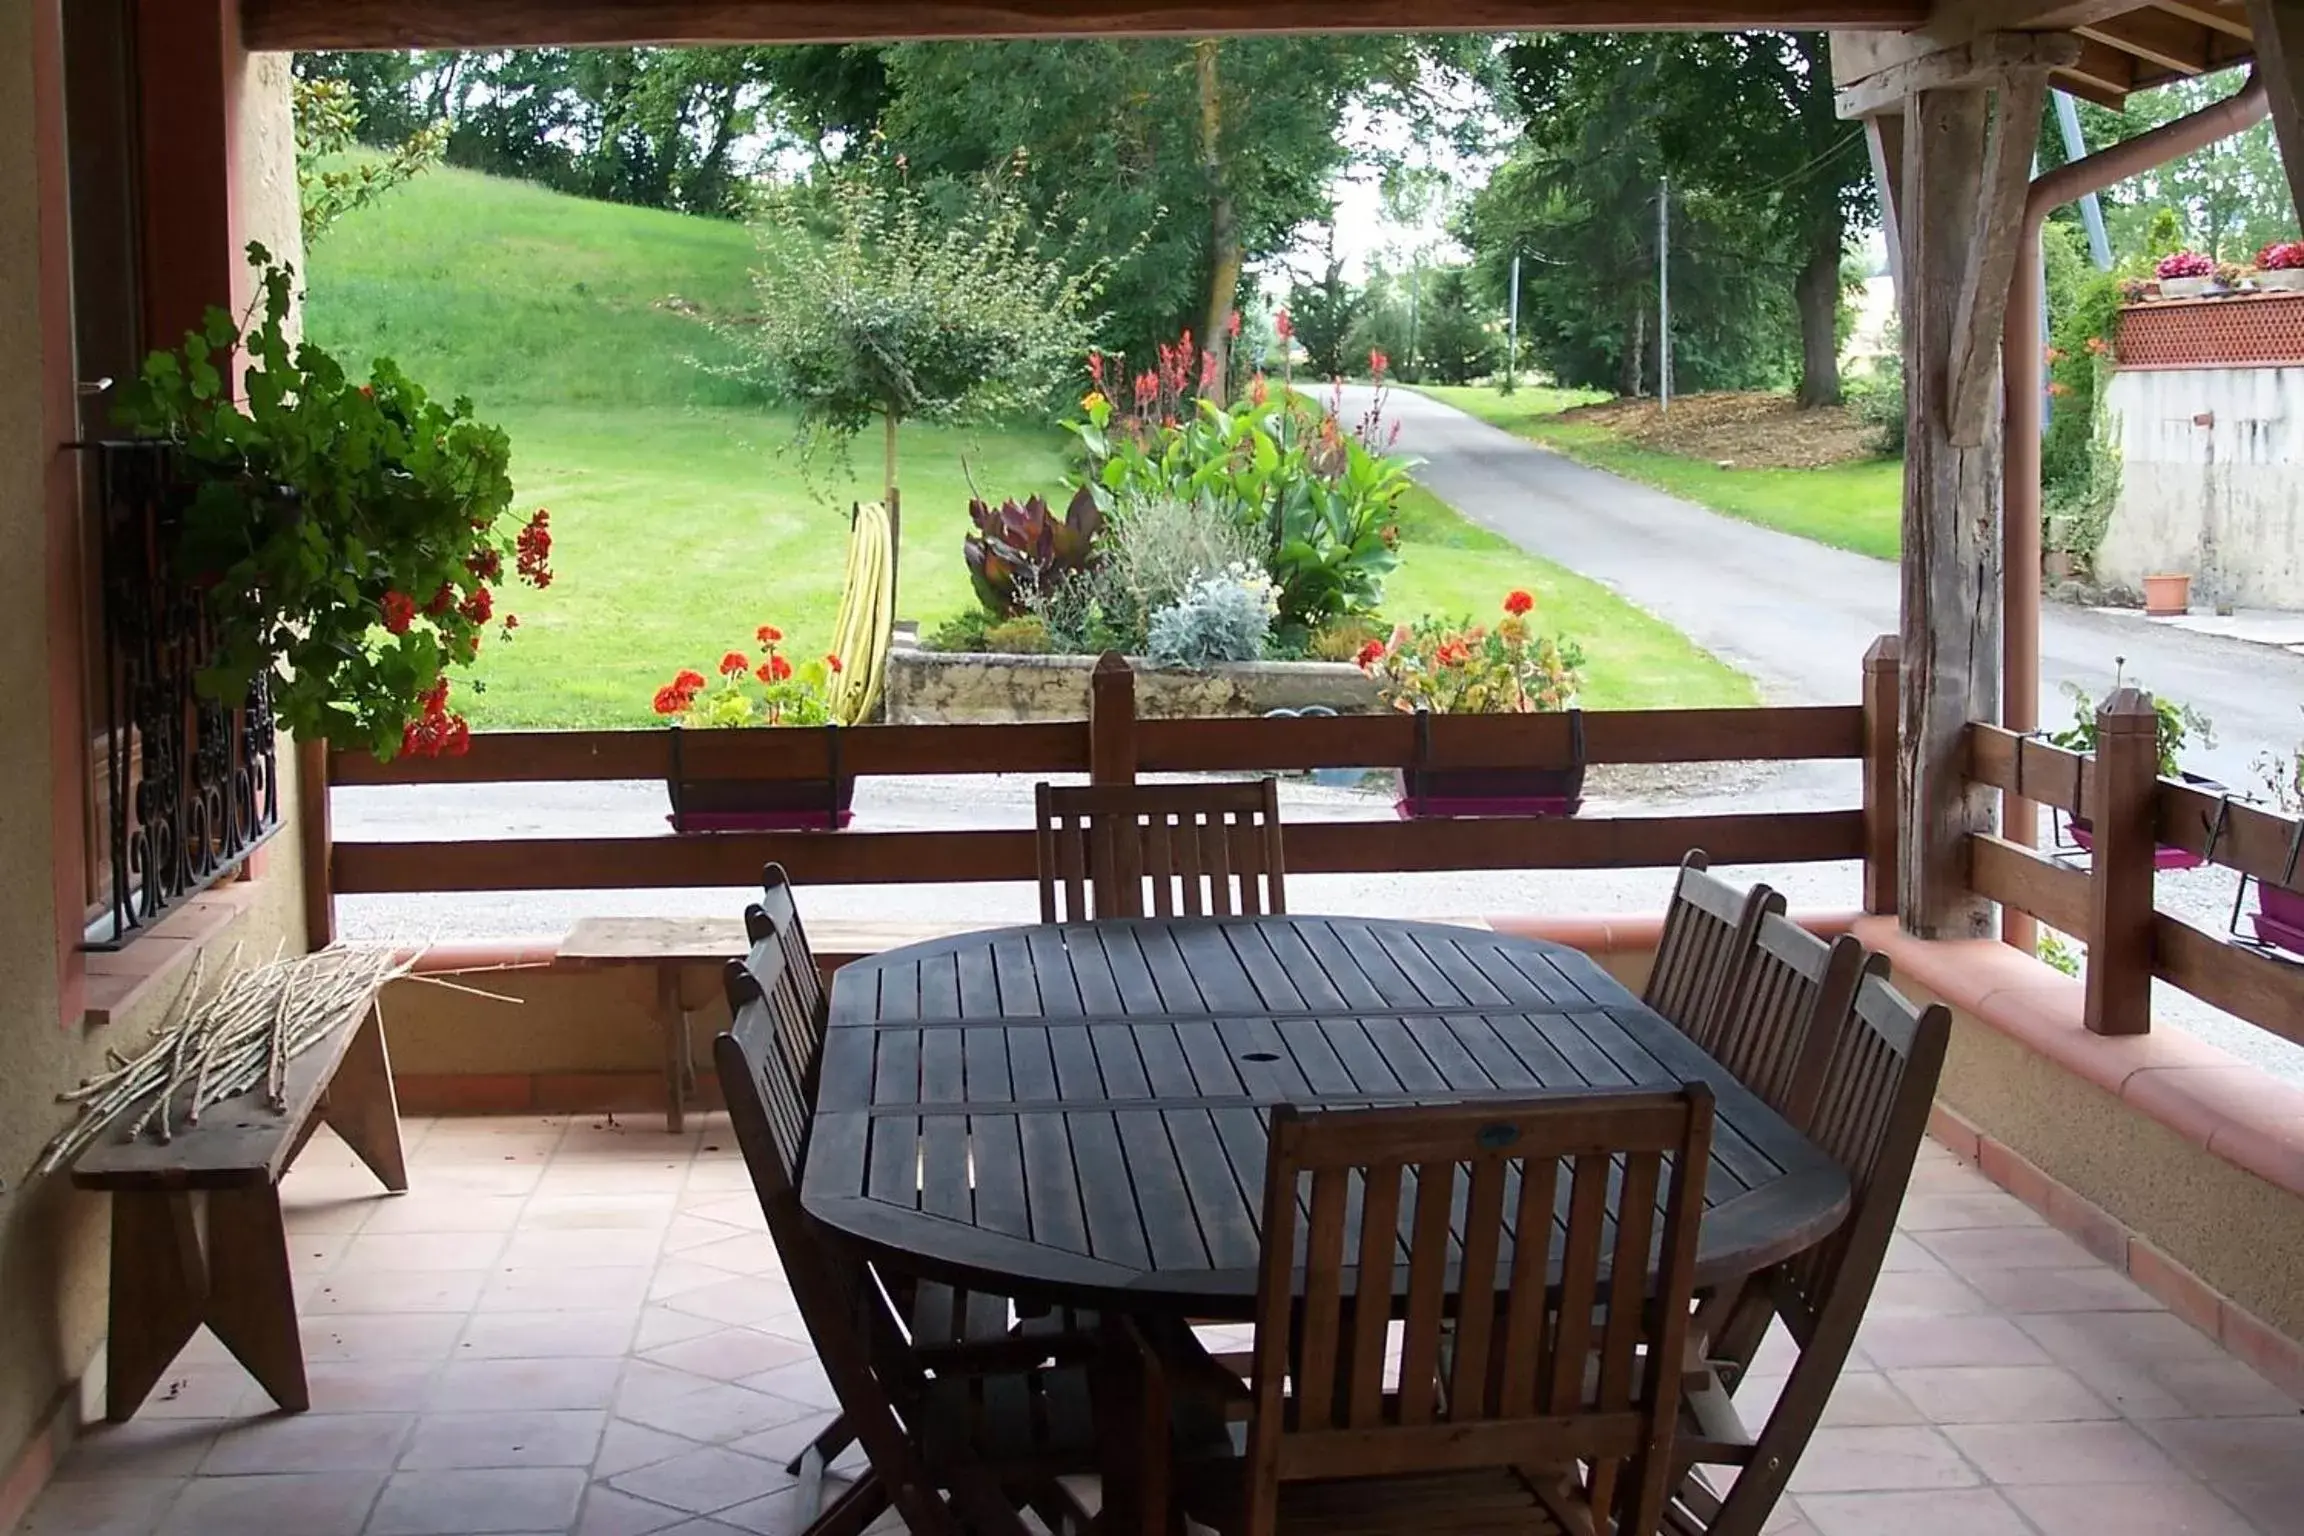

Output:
xmin=804 ymin=914 xmax=1851 ymax=1315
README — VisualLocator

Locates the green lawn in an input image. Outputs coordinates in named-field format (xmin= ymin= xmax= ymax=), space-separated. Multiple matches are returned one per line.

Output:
xmin=305 ymin=170 xmax=1753 ymax=725
xmin=1418 ymin=383 xmax=1905 ymax=562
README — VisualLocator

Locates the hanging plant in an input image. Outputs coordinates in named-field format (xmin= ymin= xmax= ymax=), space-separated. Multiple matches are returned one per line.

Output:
xmin=114 ymin=243 xmax=550 ymax=759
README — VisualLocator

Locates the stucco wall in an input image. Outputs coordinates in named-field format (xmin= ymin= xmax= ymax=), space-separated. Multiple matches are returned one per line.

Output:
xmin=0 ymin=29 xmax=307 ymax=1489
xmin=2099 ymin=366 xmax=2304 ymax=608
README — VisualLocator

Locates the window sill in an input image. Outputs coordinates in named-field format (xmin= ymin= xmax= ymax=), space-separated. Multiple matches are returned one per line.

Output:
xmin=83 ymin=884 xmax=263 ymax=1028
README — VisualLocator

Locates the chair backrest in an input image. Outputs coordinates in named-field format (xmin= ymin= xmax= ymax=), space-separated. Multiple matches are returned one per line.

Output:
xmin=715 ymin=953 xmax=960 ymax=1536
xmin=747 ymin=862 xmax=825 ymax=1029
xmin=1699 ymin=974 xmax=1949 ymax=1536
xmin=1034 ymin=779 xmax=1286 ymax=922
xmin=1705 ymin=916 xmax=1885 ymax=1125
xmin=1646 ymin=852 xmax=1783 ymax=1045
xmin=1244 ymin=1088 xmax=1714 ymax=1536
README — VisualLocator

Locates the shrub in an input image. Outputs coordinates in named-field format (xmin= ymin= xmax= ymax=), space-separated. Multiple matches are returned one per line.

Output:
xmin=981 ymin=616 xmax=1055 ymax=655
xmin=1306 ymin=615 xmax=1385 ymax=663
xmin=964 ymin=487 xmax=1104 ymax=618
xmin=1101 ymin=494 xmax=1263 ymax=621
xmin=1147 ymin=565 xmax=1278 ymax=669
xmin=1026 ymin=564 xmax=1144 ymax=657
xmin=1852 ymin=349 xmax=1905 ymax=458
xmin=924 ymin=608 xmax=995 ymax=653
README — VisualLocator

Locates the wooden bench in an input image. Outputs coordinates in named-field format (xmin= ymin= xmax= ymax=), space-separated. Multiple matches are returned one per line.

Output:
xmin=71 ymin=1003 xmax=407 ymax=1422
xmin=559 ymin=914 xmax=1495 ymax=1134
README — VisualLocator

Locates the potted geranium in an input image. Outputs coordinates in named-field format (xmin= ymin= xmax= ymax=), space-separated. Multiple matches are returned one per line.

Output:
xmin=2255 ymin=240 xmax=2304 ymax=292
xmin=2250 ymin=712 xmax=2304 ymax=952
xmin=2049 ymin=665 xmax=2217 ymax=869
xmin=113 ymin=244 xmax=547 ymax=759
xmin=2157 ymin=250 xmax=2218 ymax=299
xmin=1359 ymin=591 xmax=1588 ymax=819
xmin=653 ymin=625 xmax=851 ymax=831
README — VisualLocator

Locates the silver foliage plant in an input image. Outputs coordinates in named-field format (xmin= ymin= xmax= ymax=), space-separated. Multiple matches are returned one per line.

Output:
xmin=1147 ymin=563 xmax=1279 ymax=669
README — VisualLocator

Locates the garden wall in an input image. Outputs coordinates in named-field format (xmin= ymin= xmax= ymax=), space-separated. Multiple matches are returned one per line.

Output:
xmin=883 ymin=648 xmax=1378 ymax=725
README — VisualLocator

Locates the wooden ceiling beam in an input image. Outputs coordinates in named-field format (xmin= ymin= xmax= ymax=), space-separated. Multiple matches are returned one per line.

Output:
xmin=2078 ymin=7 xmax=2217 ymax=71
xmin=1836 ymin=31 xmax=2081 ymax=116
xmin=2154 ymin=0 xmax=2255 ymax=40
xmin=241 ymin=0 xmax=1931 ymax=51
xmin=2060 ymin=33 xmax=2144 ymax=96
xmin=2053 ymin=60 xmax=2135 ymax=106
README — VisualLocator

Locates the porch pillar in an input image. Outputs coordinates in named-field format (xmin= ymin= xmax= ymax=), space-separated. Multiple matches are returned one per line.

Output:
xmin=2248 ymin=0 xmax=2304 ymax=217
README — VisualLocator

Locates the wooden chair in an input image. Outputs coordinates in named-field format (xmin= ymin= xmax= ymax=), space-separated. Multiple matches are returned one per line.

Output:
xmin=1646 ymin=852 xmax=1783 ymax=1045
xmin=1671 ymin=976 xmax=1951 ymax=1536
xmin=733 ymin=874 xmax=1097 ymax=1489
xmin=1035 ymin=779 xmax=1286 ymax=922
xmin=1182 ymin=1088 xmax=1715 ymax=1536
xmin=1702 ymin=916 xmax=1884 ymax=1125
xmin=717 ymin=948 xmax=1104 ymax=1536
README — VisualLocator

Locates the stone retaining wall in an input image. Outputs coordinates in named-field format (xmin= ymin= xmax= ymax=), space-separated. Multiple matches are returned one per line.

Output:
xmin=884 ymin=649 xmax=1379 ymax=724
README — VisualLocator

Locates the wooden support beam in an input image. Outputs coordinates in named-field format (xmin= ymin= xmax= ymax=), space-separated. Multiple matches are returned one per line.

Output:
xmin=2248 ymin=0 xmax=2304 ymax=218
xmin=1949 ymin=71 xmax=2050 ymax=446
xmin=1865 ymin=111 xmax=1907 ymax=290
xmin=1862 ymin=635 xmax=1902 ymax=916
xmin=1836 ymin=32 xmax=2080 ymax=117
xmin=2055 ymin=43 xmax=2139 ymax=108
xmin=242 ymin=0 xmax=1932 ymax=51
xmin=1089 ymin=652 xmax=1137 ymax=786
xmin=2082 ymin=688 xmax=2160 ymax=1035
xmin=2078 ymin=8 xmax=2217 ymax=73
xmin=2159 ymin=0 xmax=2257 ymax=41
xmin=1898 ymin=85 xmax=2005 ymax=938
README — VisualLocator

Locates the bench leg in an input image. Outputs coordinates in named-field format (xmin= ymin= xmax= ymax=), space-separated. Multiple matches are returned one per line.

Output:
xmin=206 ymin=1185 xmax=310 ymax=1413
xmin=106 ymin=1193 xmax=207 ymax=1423
xmin=659 ymin=968 xmax=688 ymax=1134
xmin=321 ymin=1005 xmax=409 ymax=1192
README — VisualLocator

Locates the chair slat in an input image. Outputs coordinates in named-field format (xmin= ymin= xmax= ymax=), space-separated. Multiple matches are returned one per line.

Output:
xmin=1646 ymin=852 xmax=1782 ymax=1047
xmin=1033 ymin=780 xmax=1284 ymax=923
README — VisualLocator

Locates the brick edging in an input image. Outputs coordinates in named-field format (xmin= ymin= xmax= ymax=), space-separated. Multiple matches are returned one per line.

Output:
xmin=1928 ymin=1101 xmax=2304 ymax=1402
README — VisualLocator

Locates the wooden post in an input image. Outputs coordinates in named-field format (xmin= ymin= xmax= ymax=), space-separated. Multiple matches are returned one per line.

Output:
xmin=2083 ymin=688 xmax=2159 ymax=1036
xmin=1864 ymin=110 xmax=1906 ymax=290
xmin=1089 ymin=652 xmax=1137 ymax=787
xmin=1895 ymin=74 xmax=2045 ymax=939
xmin=1862 ymin=635 xmax=1901 ymax=916
xmin=297 ymin=736 xmax=334 ymax=950
xmin=2248 ymin=0 xmax=2304 ymax=218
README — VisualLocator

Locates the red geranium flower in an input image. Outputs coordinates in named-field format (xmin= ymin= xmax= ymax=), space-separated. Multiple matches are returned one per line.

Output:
xmin=768 ymin=653 xmax=793 ymax=682
xmin=502 ymin=614 xmax=520 ymax=632
xmin=380 ymin=590 xmax=417 ymax=634
xmin=653 ymin=685 xmax=689 ymax=715
xmin=675 ymin=669 xmax=706 ymax=691
xmin=1354 ymin=639 xmax=1385 ymax=670
xmin=825 ymin=653 xmax=844 ymax=673
xmin=460 ymin=586 xmax=493 ymax=624
xmin=756 ymin=624 xmax=782 ymax=646
xmin=1503 ymin=590 xmax=1534 ymax=616
xmin=719 ymin=651 xmax=749 ymax=676
xmin=425 ymin=583 xmax=457 ymax=617
xmin=467 ymin=547 xmax=503 ymax=582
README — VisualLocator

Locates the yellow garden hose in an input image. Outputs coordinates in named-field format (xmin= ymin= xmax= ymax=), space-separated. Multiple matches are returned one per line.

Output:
xmin=828 ymin=499 xmax=895 ymax=726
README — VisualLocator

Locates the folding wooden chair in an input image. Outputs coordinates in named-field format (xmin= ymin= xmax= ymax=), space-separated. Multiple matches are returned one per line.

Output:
xmin=733 ymin=870 xmax=1096 ymax=1489
xmin=1035 ymin=779 xmax=1286 ymax=922
xmin=717 ymin=947 xmax=1104 ymax=1536
xmin=1646 ymin=852 xmax=1783 ymax=1045
xmin=1671 ymin=976 xmax=1952 ymax=1536
xmin=1702 ymin=915 xmax=1885 ymax=1126
xmin=1180 ymin=1088 xmax=1714 ymax=1536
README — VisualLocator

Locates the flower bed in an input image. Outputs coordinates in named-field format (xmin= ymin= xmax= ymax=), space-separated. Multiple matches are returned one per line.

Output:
xmin=883 ymin=647 xmax=1377 ymax=725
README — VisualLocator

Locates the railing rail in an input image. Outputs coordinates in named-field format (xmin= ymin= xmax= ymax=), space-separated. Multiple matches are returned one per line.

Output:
xmin=316 ymin=655 xmax=1874 ymax=908
xmin=1966 ymin=716 xmax=2304 ymax=1049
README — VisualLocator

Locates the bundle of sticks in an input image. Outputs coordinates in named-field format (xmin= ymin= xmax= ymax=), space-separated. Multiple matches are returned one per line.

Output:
xmin=37 ymin=942 xmax=418 ymax=1177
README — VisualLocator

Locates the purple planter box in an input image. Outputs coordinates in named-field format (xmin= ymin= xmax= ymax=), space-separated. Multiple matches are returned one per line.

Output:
xmin=667 ymin=776 xmax=854 ymax=833
xmin=2255 ymin=883 xmax=2304 ymax=954
xmin=2065 ymin=822 xmax=2207 ymax=871
xmin=1396 ymin=764 xmax=1585 ymax=821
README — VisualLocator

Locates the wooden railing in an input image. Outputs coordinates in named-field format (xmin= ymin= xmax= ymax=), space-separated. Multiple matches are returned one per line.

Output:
xmin=1965 ymin=693 xmax=2304 ymax=1050
xmin=314 ymin=654 xmax=1886 ymax=937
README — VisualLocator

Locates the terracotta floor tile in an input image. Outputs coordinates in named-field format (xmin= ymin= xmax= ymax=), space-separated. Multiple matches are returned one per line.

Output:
xmin=1798 ymin=1487 xmax=2034 ymax=1536
xmin=1961 ymin=1265 xmax=2161 ymax=1315
xmin=638 ymin=1329 xmax=811 ymax=1384
xmin=399 ymin=1410 xmax=607 ymax=1469
xmin=1917 ymin=1226 xmax=2100 ymax=1271
xmin=659 ymin=1278 xmax=802 ymax=1329
xmin=13 ymin=1477 xmax=186 ymax=1536
xmin=1860 ymin=1269 xmax=1997 ymax=1319
xmin=607 ymin=1447 xmax=793 ymax=1516
xmin=456 ymin=1310 xmax=643 ymax=1361
xmin=2139 ymin=1414 xmax=2304 ymax=1484
xmin=301 ymin=1313 xmax=469 ymax=1364
xmin=300 ymin=1361 xmax=446 ymax=1414
xmin=592 ymin=1422 xmax=708 ymax=1479
xmin=1888 ymin=1365 xmax=2116 ymax=1424
xmin=500 ymin=1228 xmax=671 ymax=1270
xmin=340 ymin=1232 xmax=514 ymax=1273
xmin=426 ymin=1358 xmax=625 ymax=1413
xmin=634 ymin=1307 xmax=725 ymax=1352
xmin=302 ymin=1269 xmax=490 ymax=1315
xmin=572 ymin=1484 xmax=690 ymax=1536
xmin=197 ymin=1412 xmax=414 ymax=1475
xmin=1875 ymin=1233 xmax=1949 ymax=1274
xmin=1858 ymin=1315 xmax=2050 ymax=1370
xmin=736 ymin=1362 xmax=838 ymax=1413
xmin=155 ymin=1471 xmax=385 ymax=1536
xmin=2003 ymin=1481 xmax=2262 ymax=1536
xmin=677 ymin=1235 xmax=787 ymax=1278
xmin=366 ymin=1468 xmax=587 ymax=1535
xmin=131 ymin=1367 xmax=255 ymax=1420
xmin=724 ymin=1413 xmax=838 ymax=1470
xmin=1783 ymin=1426 xmax=1980 ymax=1493
xmin=2018 ymin=1309 xmax=2233 ymax=1367
xmin=1942 ymin=1419 xmax=2190 ymax=1484
xmin=360 ymin=1197 xmax=531 ymax=1235
xmin=522 ymin=1195 xmax=677 ymax=1232
xmin=54 ymin=1421 xmax=224 ymax=1482
xmin=280 ymin=1195 xmax=380 ymax=1235
xmin=1895 ymin=1192 xmax=2049 ymax=1231
xmin=2054 ymin=1351 xmax=2300 ymax=1421
xmin=2215 ymin=1474 xmax=2304 ymax=1535
xmin=613 ymin=1382 xmax=818 ymax=1445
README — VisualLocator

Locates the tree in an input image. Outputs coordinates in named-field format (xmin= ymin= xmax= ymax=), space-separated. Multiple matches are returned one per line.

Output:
xmin=293 ymin=74 xmax=447 ymax=242
xmin=1494 ymin=33 xmax=1873 ymax=405
xmin=1416 ymin=267 xmax=1498 ymax=384
xmin=1287 ymin=234 xmax=1362 ymax=379
xmin=2065 ymin=69 xmax=2296 ymax=263
xmin=719 ymin=156 xmax=1109 ymax=495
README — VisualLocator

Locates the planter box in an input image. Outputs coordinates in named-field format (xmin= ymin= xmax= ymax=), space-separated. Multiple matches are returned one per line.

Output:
xmin=884 ymin=648 xmax=1378 ymax=724
xmin=667 ymin=775 xmax=854 ymax=833
xmin=2255 ymin=882 xmax=2304 ymax=954
xmin=1397 ymin=763 xmax=1586 ymax=820
xmin=2067 ymin=771 xmax=2221 ymax=871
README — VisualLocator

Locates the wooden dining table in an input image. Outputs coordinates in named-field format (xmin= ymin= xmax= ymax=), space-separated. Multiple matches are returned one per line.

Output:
xmin=804 ymin=914 xmax=1851 ymax=1311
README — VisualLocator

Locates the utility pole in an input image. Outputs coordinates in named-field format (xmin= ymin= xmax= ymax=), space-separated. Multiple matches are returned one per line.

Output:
xmin=1407 ymin=261 xmax=1421 ymax=377
xmin=1657 ymin=175 xmax=1672 ymax=414
xmin=1506 ymin=251 xmax=1521 ymax=394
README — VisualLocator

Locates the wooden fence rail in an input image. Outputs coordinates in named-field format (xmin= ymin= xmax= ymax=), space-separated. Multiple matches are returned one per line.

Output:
xmin=315 ymin=653 xmax=1874 ymax=915
xmin=1965 ymin=711 xmax=2304 ymax=1049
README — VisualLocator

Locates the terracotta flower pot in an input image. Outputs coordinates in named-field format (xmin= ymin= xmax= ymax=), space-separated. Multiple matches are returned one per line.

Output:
xmin=2143 ymin=573 xmax=2192 ymax=617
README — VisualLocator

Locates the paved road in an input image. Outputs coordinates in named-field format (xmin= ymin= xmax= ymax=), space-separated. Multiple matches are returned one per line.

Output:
xmin=1354 ymin=384 xmax=2304 ymax=1081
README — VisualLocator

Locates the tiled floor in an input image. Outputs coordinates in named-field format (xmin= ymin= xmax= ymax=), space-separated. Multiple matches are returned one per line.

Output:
xmin=16 ymin=1117 xmax=2302 ymax=1536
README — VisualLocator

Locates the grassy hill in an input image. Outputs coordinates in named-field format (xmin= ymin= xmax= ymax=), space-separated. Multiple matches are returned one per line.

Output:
xmin=306 ymin=170 xmax=1750 ymax=726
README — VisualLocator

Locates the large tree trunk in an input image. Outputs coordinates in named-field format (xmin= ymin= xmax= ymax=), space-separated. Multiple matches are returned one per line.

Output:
xmin=1196 ymin=38 xmax=1241 ymax=403
xmin=1795 ymin=212 xmax=1846 ymax=407
xmin=1621 ymin=304 xmax=1647 ymax=397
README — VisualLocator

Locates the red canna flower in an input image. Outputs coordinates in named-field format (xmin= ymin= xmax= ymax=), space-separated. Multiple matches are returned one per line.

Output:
xmin=1087 ymin=350 xmax=1105 ymax=388
xmin=719 ymin=651 xmax=749 ymax=676
xmin=825 ymin=653 xmax=844 ymax=673
xmin=1226 ymin=309 xmax=1242 ymax=338
xmin=756 ymin=624 xmax=782 ymax=646
xmin=380 ymin=590 xmax=417 ymax=634
xmin=1249 ymin=373 xmax=1269 ymax=406
xmin=1503 ymin=590 xmax=1534 ymax=616
xmin=1199 ymin=349 xmax=1221 ymax=394
xmin=1133 ymin=370 xmax=1159 ymax=411
xmin=1274 ymin=308 xmax=1294 ymax=341
xmin=1369 ymin=348 xmax=1390 ymax=381
xmin=768 ymin=653 xmax=793 ymax=682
